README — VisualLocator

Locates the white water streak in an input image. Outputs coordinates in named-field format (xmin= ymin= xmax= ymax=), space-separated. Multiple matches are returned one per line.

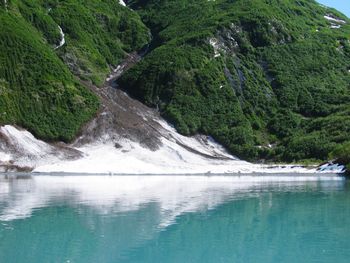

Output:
xmin=118 ymin=0 xmax=126 ymax=7
xmin=55 ymin=26 xmax=65 ymax=49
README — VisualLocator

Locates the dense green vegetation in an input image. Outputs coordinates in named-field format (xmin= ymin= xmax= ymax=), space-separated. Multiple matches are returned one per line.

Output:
xmin=330 ymin=143 xmax=350 ymax=175
xmin=120 ymin=0 xmax=350 ymax=162
xmin=0 ymin=0 xmax=149 ymax=141
xmin=0 ymin=8 xmax=98 ymax=141
xmin=15 ymin=0 xmax=150 ymax=85
xmin=0 ymin=0 xmax=349 ymax=165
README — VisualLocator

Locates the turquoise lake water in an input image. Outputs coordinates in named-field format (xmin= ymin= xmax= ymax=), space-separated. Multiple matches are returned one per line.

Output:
xmin=0 ymin=175 xmax=349 ymax=263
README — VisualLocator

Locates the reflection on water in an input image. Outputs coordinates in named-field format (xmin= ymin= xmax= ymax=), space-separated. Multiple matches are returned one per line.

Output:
xmin=0 ymin=174 xmax=343 ymax=223
xmin=0 ymin=174 xmax=349 ymax=263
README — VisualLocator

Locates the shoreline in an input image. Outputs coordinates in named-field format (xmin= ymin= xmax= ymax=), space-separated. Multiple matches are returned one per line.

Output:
xmin=0 ymin=170 xmax=345 ymax=178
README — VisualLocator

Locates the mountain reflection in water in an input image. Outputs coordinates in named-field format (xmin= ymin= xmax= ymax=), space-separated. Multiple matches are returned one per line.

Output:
xmin=0 ymin=174 xmax=348 ymax=263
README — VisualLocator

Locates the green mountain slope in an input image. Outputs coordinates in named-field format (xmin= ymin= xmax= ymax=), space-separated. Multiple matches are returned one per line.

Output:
xmin=119 ymin=0 xmax=350 ymax=162
xmin=0 ymin=0 xmax=149 ymax=141
xmin=0 ymin=0 xmax=348 ymax=164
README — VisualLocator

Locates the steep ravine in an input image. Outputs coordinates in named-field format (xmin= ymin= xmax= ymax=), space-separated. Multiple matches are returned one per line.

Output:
xmin=0 ymin=52 xmax=243 ymax=173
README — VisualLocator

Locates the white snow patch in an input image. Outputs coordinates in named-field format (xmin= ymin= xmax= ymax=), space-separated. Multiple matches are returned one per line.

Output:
xmin=330 ymin=24 xmax=341 ymax=29
xmin=0 ymin=125 xmax=344 ymax=175
xmin=0 ymin=152 xmax=11 ymax=163
xmin=0 ymin=125 xmax=65 ymax=168
xmin=34 ymin=135 xmax=329 ymax=175
xmin=0 ymin=119 xmax=328 ymax=175
xmin=157 ymin=119 xmax=234 ymax=159
xmin=34 ymin=139 xmax=237 ymax=174
xmin=324 ymin=15 xmax=346 ymax=24
xmin=55 ymin=26 xmax=65 ymax=49
xmin=0 ymin=125 xmax=52 ymax=157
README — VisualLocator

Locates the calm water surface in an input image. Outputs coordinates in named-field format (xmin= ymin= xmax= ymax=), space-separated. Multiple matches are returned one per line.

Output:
xmin=0 ymin=174 xmax=349 ymax=263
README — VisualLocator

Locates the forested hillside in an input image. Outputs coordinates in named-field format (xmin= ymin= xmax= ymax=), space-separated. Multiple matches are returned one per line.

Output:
xmin=0 ymin=0 xmax=149 ymax=141
xmin=120 ymin=0 xmax=350 ymax=162
xmin=0 ymin=0 xmax=349 ymax=165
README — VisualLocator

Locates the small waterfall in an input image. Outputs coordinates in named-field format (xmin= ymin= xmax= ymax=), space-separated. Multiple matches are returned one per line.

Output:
xmin=118 ymin=0 xmax=126 ymax=7
xmin=54 ymin=26 xmax=65 ymax=49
